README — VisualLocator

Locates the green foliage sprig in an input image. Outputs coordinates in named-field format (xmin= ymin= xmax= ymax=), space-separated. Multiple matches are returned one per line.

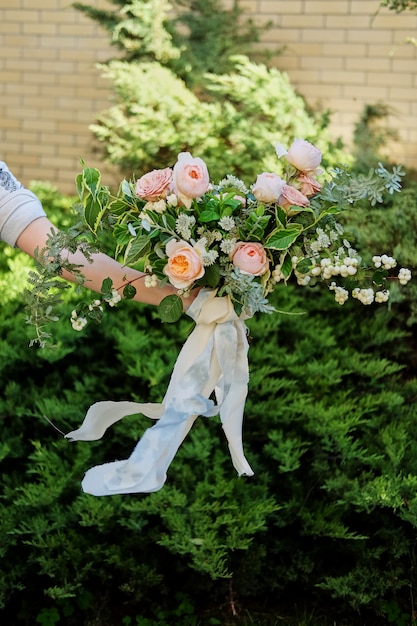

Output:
xmin=23 ymin=225 xmax=93 ymax=348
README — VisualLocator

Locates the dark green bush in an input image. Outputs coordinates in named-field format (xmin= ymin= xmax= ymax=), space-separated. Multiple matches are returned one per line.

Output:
xmin=1 ymin=174 xmax=417 ymax=625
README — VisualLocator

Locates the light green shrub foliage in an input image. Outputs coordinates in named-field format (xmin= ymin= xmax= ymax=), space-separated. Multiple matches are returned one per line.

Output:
xmin=111 ymin=0 xmax=180 ymax=62
xmin=90 ymin=60 xmax=217 ymax=172
xmin=81 ymin=0 xmax=342 ymax=183
xmin=73 ymin=0 xmax=179 ymax=64
xmin=92 ymin=55 xmax=343 ymax=182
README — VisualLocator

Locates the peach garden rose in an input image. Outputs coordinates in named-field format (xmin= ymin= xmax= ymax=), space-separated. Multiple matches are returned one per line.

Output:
xmin=297 ymin=172 xmax=322 ymax=196
xmin=135 ymin=167 xmax=173 ymax=202
xmin=163 ymin=239 xmax=205 ymax=289
xmin=172 ymin=152 xmax=210 ymax=208
xmin=276 ymin=138 xmax=322 ymax=172
xmin=279 ymin=184 xmax=310 ymax=210
xmin=231 ymin=241 xmax=269 ymax=276
xmin=252 ymin=172 xmax=286 ymax=203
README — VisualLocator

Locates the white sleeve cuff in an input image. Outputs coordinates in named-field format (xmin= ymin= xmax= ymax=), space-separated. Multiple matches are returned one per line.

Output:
xmin=0 ymin=188 xmax=46 ymax=247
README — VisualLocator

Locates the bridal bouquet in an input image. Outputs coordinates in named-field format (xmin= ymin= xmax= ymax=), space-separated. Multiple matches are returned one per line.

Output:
xmin=63 ymin=140 xmax=411 ymax=497
xmin=71 ymin=139 xmax=410 ymax=330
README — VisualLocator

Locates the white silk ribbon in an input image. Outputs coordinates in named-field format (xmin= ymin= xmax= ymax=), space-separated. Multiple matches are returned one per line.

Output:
xmin=65 ymin=289 xmax=254 ymax=495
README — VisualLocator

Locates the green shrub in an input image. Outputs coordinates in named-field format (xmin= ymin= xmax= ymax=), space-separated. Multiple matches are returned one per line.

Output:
xmin=73 ymin=0 xmax=275 ymax=88
xmin=91 ymin=55 xmax=343 ymax=182
xmin=1 ymin=175 xmax=417 ymax=625
xmin=75 ymin=0 xmax=340 ymax=180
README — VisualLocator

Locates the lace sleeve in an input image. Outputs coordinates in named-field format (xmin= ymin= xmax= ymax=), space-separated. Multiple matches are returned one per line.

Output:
xmin=0 ymin=162 xmax=46 ymax=247
xmin=0 ymin=162 xmax=24 ymax=193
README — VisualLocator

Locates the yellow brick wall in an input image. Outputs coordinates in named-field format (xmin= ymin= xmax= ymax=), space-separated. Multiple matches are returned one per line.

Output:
xmin=0 ymin=0 xmax=120 ymax=194
xmin=1 ymin=0 xmax=417 ymax=193
xmin=258 ymin=0 xmax=417 ymax=168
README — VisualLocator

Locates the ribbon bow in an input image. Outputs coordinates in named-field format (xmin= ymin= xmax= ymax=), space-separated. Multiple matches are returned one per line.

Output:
xmin=65 ymin=289 xmax=254 ymax=495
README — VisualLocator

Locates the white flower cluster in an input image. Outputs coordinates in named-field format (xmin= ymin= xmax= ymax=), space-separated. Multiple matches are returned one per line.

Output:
xmin=272 ymin=251 xmax=360 ymax=288
xmin=375 ymin=290 xmax=390 ymax=303
xmin=315 ymin=255 xmax=359 ymax=280
xmin=176 ymin=214 xmax=196 ymax=240
xmin=220 ymin=238 xmax=237 ymax=254
xmin=329 ymin=282 xmax=349 ymax=305
xmin=309 ymin=224 xmax=344 ymax=254
xmin=202 ymin=249 xmax=219 ymax=266
xmin=107 ymin=289 xmax=122 ymax=307
xmin=398 ymin=268 xmax=412 ymax=285
xmin=352 ymin=287 xmax=375 ymax=305
xmin=143 ymin=199 xmax=167 ymax=214
xmin=217 ymin=175 xmax=249 ymax=195
xmin=372 ymin=254 xmax=396 ymax=269
xmin=89 ymin=299 xmax=103 ymax=313
xmin=328 ymin=284 xmax=390 ymax=307
xmin=145 ymin=274 xmax=159 ymax=288
xmin=218 ymin=216 xmax=236 ymax=231
xmin=271 ymin=265 xmax=285 ymax=283
xmin=70 ymin=309 xmax=87 ymax=331
xmin=296 ymin=274 xmax=311 ymax=287
xmin=272 ymin=244 xmax=412 ymax=308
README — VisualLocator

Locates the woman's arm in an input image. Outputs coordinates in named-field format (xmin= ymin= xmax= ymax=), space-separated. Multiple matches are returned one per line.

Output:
xmin=0 ymin=161 xmax=193 ymax=308
xmin=16 ymin=216 xmax=191 ymax=308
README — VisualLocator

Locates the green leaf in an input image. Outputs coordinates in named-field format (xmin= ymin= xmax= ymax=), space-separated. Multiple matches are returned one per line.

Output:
xmin=296 ymin=258 xmax=313 ymax=274
xmin=110 ymin=199 xmax=132 ymax=215
xmin=113 ymin=223 xmax=136 ymax=247
xmin=84 ymin=191 xmax=108 ymax=233
xmin=199 ymin=210 xmax=220 ymax=222
xmin=199 ymin=263 xmax=221 ymax=288
xmin=124 ymin=236 xmax=152 ymax=266
xmin=220 ymin=196 xmax=243 ymax=214
xmin=82 ymin=167 xmax=101 ymax=196
xmin=281 ymin=253 xmax=293 ymax=279
xmin=123 ymin=284 xmax=137 ymax=299
xmin=120 ymin=179 xmax=134 ymax=198
xmin=319 ymin=205 xmax=341 ymax=217
xmin=265 ymin=226 xmax=302 ymax=250
xmin=162 ymin=213 xmax=177 ymax=231
xmin=275 ymin=205 xmax=287 ymax=227
xmin=101 ymin=277 xmax=113 ymax=295
xmin=75 ymin=172 xmax=83 ymax=200
xmin=205 ymin=196 xmax=221 ymax=209
xmin=158 ymin=294 xmax=183 ymax=323
xmin=373 ymin=269 xmax=388 ymax=286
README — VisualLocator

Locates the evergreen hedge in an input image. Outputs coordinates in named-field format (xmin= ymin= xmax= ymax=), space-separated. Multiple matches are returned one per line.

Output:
xmin=0 ymin=175 xmax=417 ymax=625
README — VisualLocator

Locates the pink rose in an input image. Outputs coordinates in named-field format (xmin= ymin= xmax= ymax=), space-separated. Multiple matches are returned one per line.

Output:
xmin=163 ymin=239 xmax=205 ymax=289
xmin=135 ymin=167 xmax=173 ymax=201
xmin=279 ymin=184 xmax=310 ymax=210
xmin=231 ymin=242 xmax=269 ymax=276
xmin=286 ymin=139 xmax=322 ymax=172
xmin=172 ymin=152 xmax=210 ymax=208
xmin=252 ymin=172 xmax=286 ymax=203
xmin=297 ymin=172 xmax=321 ymax=196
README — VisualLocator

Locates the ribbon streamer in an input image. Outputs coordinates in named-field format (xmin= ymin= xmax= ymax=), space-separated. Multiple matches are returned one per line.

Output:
xmin=65 ymin=289 xmax=254 ymax=495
